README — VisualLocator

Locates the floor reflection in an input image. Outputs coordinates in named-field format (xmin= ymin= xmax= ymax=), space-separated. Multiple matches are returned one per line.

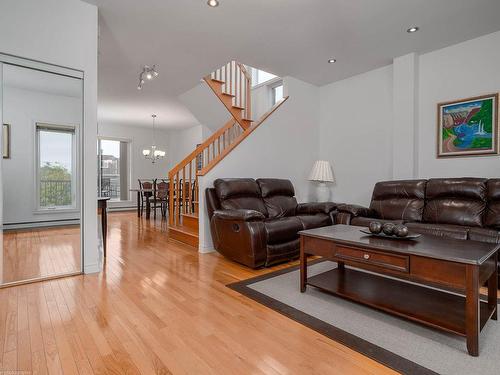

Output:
xmin=1 ymin=225 xmax=81 ymax=285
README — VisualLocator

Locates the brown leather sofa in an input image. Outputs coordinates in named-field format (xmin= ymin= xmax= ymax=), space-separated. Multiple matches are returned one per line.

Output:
xmin=336 ymin=177 xmax=500 ymax=281
xmin=206 ymin=178 xmax=338 ymax=268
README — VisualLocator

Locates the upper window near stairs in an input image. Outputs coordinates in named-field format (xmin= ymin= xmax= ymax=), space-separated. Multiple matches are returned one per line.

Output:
xmin=250 ymin=67 xmax=278 ymax=88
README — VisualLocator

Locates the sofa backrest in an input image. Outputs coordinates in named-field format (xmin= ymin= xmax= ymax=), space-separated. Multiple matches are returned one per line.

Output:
xmin=213 ymin=178 xmax=268 ymax=216
xmin=257 ymin=179 xmax=298 ymax=218
xmin=369 ymin=180 xmax=426 ymax=221
xmin=423 ymin=178 xmax=487 ymax=227
xmin=485 ymin=179 xmax=500 ymax=229
xmin=205 ymin=188 xmax=220 ymax=219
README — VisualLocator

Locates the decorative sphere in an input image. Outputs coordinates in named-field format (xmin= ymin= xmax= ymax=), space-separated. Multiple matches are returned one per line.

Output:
xmin=394 ymin=225 xmax=409 ymax=237
xmin=382 ymin=223 xmax=396 ymax=236
xmin=369 ymin=221 xmax=383 ymax=234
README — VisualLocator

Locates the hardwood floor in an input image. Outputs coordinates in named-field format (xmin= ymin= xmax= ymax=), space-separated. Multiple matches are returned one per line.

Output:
xmin=0 ymin=212 xmax=396 ymax=374
xmin=1 ymin=225 xmax=81 ymax=285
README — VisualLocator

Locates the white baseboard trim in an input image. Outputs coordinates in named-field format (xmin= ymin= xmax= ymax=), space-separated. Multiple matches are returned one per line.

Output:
xmin=108 ymin=206 xmax=136 ymax=212
xmin=3 ymin=220 xmax=80 ymax=230
xmin=199 ymin=244 xmax=216 ymax=254
xmin=84 ymin=262 xmax=101 ymax=274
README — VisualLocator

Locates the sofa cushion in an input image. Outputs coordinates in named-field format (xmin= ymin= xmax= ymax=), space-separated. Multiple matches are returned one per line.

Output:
xmin=423 ymin=178 xmax=487 ymax=227
xmin=264 ymin=217 xmax=303 ymax=245
xmin=214 ymin=178 xmax=268 ymax=216
xmin=350 ymin=216 xmax=403 ymax=227
xmin=405 ymin=222 xmax=468 ymax=240
xmin=485 ymin=179 xmax=500 ymax=229
xmin=296 ymin=214 xmax=331 ymax=230
xmin=266 ymin=239 xmax=300 ymax=266
xmin=369 ymin=180 xmax=426 ymax=221
xmin=468 ymin=227 xmax=500 ymax=244
xmin=257 ymin=179 xmax=297 ymax=218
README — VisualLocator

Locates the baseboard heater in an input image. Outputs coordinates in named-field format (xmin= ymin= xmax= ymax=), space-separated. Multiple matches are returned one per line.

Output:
xmin=2 ymin=218 xmax=80 ymax=230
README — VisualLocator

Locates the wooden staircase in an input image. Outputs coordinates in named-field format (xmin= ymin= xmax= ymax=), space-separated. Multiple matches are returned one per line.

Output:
xmin=168 ymin=61 xmax=289 ymax=247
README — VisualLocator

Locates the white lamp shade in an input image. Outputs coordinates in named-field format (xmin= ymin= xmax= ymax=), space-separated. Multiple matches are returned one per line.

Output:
xmin=308 ymin=160 xmax=334 ymax=183
xmin=142 ymin=149 xmax=151 ymax=156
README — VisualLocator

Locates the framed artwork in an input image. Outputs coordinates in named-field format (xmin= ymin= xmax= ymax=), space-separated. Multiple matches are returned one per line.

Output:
xmin=437 ymin=93 xmax=499 ymax=157
xmin=3 ymin=124 xmax=10 ymax=159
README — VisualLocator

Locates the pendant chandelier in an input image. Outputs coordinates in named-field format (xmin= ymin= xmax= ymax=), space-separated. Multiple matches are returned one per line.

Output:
xmin=142 ymin=114 xmax=166 ymax=163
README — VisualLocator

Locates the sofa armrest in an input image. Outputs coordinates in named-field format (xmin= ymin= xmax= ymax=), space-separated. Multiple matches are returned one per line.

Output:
xmin=296 ymin=202 xmax=339 ymax=215
xmin=212 ymin=209 xmax=265 ymax=222
xmin=337 ymin=204 xmax=377 ymax=218
xmin=210 ymin=211 xmax=267 ymax=268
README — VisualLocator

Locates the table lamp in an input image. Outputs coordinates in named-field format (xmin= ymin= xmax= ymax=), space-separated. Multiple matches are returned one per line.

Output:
xmin=308 ymin=160 xmax=334 ymax=202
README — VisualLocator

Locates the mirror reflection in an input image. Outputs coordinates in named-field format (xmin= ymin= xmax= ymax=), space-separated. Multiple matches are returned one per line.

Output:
xmin=1 ymin=63 xmax=82 ymax=285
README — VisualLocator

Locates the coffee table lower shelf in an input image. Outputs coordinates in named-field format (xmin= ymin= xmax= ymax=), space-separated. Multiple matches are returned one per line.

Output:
xmin=307 ymin=267 xmax=495 ymax=336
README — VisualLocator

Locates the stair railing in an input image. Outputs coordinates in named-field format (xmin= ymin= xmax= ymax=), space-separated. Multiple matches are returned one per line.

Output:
xmin=168 ymin=61 xmax=288 ymax=231
xmin=210 ymin=61 xmax=252 ymax=120
xmin=168 ymin=118 xmax=242 ymax=227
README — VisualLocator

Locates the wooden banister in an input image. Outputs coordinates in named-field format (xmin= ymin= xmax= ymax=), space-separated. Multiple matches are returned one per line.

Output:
xmin=198 ymin=96 xmax=289 ymax=176
xmin=203 ymin=60 xmax=253 ymax=129
xmin=168 ymin=118 xmax=240 ymax=226
xmin=237 ymin=62 xmax=251 ymax=82
xmin=168 ymin=60 xmax=288 ymax=233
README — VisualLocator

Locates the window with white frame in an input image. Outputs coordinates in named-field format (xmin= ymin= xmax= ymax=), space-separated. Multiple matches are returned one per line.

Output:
xmin=36 ymin=123 xmax=77 ymax=210
xmin=97 ymin=138 xmax=130 ymax=201
xmin=251 ymin=68 xmax=278 ymax=87
xmin=272 ymin=83 xmax=284 ymax=105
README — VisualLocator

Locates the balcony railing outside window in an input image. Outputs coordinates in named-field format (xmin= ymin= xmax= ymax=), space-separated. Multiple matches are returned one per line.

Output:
xmin=40 ymin=179 xmax=72 ymax=208
xmin=98 ymin=176 xmax=121 ymax=199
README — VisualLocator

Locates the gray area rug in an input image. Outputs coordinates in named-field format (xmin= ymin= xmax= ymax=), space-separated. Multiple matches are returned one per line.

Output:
xmin=229 ymin=261 xmax=499 ymax=375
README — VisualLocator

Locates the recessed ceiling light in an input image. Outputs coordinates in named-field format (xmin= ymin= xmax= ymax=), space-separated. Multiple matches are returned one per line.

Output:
xmin=328 ymin=59 xmax=337 ymax=64
xmin=407 ymin=26 xmax=419 ymax=33
xmin=207 ymin=0 xmax=219 ymax=7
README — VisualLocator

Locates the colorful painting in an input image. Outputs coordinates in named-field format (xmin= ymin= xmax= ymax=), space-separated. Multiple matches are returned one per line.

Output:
xmin=438 ymin=94 xmax=498 ymax=157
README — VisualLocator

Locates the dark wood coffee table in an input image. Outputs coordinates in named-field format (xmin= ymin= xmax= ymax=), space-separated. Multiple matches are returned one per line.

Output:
xmin=299 ymin=224 xmax=498 ymax=356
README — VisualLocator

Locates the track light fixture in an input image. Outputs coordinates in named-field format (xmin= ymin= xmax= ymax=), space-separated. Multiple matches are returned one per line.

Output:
xmin=137 ymin=65 xmax=159 ymax=90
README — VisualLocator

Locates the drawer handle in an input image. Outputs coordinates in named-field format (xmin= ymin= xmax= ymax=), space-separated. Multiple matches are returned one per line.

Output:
xmin=363 ymin=254 xmax=370 ymax=260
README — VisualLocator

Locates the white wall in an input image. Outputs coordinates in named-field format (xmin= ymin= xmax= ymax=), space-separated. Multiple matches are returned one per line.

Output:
xmin=417 ymin=31 xmax=500 ymax=178
xmin=251 ymin=83 xmax=272 ymax=120
xmin=319 ymin=65 xmax=394 ymax=206
xmin=198 ymin=76 xmax=320 ymax=252
xmin=98 ymin=123 xmax=170 ymax=208
xmin=3 ymin=86 xmax=81 ymax=224
xmin=167 ymin=125 xmax=203 ymax=170
xmin=318 ymin=30 xmax=500 ymax=206
xmin=179 ymin=84 xmax=227 ymax=132
xmin=0 ymin=0 xmax=98 ymax=273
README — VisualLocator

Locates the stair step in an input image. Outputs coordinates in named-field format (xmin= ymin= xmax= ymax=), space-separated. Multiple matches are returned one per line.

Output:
xmin=221 ymin=92 xmax=235 ymax=97
xmin=242 ymin=118 xmax=253 ymax=122
xmin=211 ymin=78 xmax=225 ymax=84
xmin=181 ymin=213 xmax=199 ymax=232
xmin=232 ymin=105 xmax=245 ymax=110
xmin=169 ymin=224 xmax=198 ymax=248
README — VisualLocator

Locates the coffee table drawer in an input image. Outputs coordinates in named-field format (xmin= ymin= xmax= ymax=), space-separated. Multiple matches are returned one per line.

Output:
xmin=334 ymin=246 xmax=409 ymax=273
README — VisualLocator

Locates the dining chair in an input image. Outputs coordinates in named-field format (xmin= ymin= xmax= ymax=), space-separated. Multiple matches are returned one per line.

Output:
xmin=138 ymin=179 xmax=153 ymax=217
xmin=150 ymin=179 xmax=169 ymax=218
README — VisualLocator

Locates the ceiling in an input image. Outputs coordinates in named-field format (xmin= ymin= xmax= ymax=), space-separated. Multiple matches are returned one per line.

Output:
xmin=3 ymin=64 xmax=82 ymax=98
xmin=84 ymin=0 xmax=500 ymax=129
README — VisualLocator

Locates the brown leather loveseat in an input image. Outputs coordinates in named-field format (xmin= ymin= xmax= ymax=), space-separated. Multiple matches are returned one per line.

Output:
xmin=206 ymin=178 xmax=338 ymax=268
xmin=336 ymin=177 xmax=500 ymax=280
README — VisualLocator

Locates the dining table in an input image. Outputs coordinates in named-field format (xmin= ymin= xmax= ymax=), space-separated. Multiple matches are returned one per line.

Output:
xmin=98 ymin=197 xmax=110 ymax=257
xmin=129 ymin=188 xmax=154 ymax=219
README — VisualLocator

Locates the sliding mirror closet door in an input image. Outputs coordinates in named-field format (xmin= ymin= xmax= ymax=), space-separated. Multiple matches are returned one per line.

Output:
xmin=1 ymin=63 xmax=83 ymax=286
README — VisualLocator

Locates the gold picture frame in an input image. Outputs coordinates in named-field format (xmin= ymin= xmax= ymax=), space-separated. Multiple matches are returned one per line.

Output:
xmin=437 ymin=93 xmax=499 ymax=158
